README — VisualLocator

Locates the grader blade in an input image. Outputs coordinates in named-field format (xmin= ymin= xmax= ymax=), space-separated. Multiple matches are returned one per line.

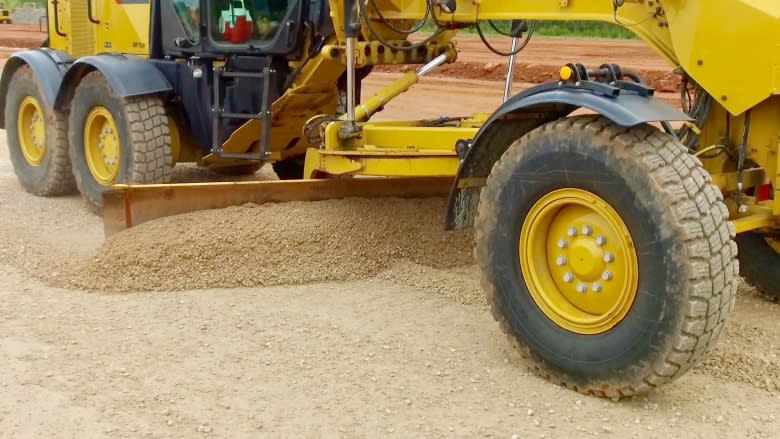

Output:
xmin=102 ymin=176 xmax=453 ymax=237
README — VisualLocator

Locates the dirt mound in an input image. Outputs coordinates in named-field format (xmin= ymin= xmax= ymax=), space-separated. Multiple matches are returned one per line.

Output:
xmin=378 ymin=261 xmax=484 ymax=307
xmin=0 ymin=25 xmax=46 ymax=48
xmin=64 ymin=197 xmax=474 ymax=292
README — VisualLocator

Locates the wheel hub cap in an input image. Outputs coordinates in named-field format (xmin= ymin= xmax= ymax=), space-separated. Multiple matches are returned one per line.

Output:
xmin=84 ymin=106 xmax=120 ymax=185
xmin=568 ymin=238 xmax=605 ymax=281
xmin=17 ymin=96 xmax=46 ymax=166
xmin=520 ymin=189 xmax=639 ymax=334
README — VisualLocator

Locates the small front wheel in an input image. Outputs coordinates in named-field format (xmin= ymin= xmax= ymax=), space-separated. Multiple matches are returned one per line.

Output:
xmin=4 ymin=65 xmax=75 ymax=196
xmin=476 ymin=115 xmax=738 ymax=398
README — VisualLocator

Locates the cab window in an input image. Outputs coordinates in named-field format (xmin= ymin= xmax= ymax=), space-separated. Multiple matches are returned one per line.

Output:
xmin=210 ymin=0 xmax=291 ymax=45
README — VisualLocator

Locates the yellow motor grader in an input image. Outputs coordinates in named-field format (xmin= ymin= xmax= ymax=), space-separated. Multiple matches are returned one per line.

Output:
xmin=1 ymin=0 xmax=778 ymax=398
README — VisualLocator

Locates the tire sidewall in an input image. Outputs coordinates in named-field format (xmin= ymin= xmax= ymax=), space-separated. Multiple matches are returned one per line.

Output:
xmin=68 ymin=74 xmax=134 ymax=208
xmin=487 ymin=126 xmax=686 ymax=386
xmin=5 ymin=68 xmax=59 ymax=193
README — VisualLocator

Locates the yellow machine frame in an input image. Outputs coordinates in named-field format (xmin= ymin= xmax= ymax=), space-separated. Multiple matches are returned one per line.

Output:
xmin=290 ymin=0 xmax=779 ymax=235
xmin=41 ymin=0 xmax=780 ymax=236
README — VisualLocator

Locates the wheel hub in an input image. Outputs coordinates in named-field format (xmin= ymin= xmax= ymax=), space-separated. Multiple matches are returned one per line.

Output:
xmin=567 ymin=238 xmax=606 ymax=281
xmin=17 ymin=96 xmax=46 ymax=166
xmin=520 ymin=189 xmax=639 ymax=334
xmin=84 ymin=107 xmax=120 ymax=185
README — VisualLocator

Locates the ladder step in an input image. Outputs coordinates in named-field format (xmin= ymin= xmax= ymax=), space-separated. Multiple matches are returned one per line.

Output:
xmin=220 ymin=71 xmax=267 ymax=79
xmin=217 ymin=151 xmax=269 ymax=160
xmin=220 ymin=112 xmax=269 ymax=120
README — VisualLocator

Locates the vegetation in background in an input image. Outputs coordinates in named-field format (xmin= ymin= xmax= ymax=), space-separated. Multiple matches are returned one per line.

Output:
xmin=422 ymin=20 xmax=637 ymax=40
xmin=532 ymin=21 xmax=637 ymax=39
xmin=3 ymin=0 xmax=45 ymax=8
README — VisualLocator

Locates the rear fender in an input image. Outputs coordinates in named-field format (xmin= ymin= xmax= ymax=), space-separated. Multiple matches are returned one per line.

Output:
xmin=444 ymin=83 xmax=694 ymax=230
xmin=0 ymin=48 xmax=73 ymax=128
xmin=53 ymin=54 xmax=172 ymax=110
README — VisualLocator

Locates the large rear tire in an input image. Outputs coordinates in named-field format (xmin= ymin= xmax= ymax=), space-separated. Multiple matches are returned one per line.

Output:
xmin=67 ymin=71 xmax=172 ymax=213
xmin=476 ymin=115 xmax=737 ymax=398
xmin=735 ymin=232 xmax=780 ymax=301
xmin=4 ymin=65 xmax=75 ymax=196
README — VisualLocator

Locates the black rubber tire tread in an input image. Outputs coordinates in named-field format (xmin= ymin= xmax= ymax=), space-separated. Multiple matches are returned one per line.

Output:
xmin=476 ymin=115 xmax=738 ymax=398
xmin=68 ymin=71 xmax=171 ymax=213
xmin=4 ymin=65 xmax=76 ymax=196
xmin=210 ymin=163 xmax=262 ymax=177
xmin=735 ymin=232 xmax=780 ymax=301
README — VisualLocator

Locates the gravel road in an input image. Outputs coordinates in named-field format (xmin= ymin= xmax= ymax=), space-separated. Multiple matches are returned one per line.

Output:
xmin=0 ymin=132 xmax=779 ymax=439
xmin=0 ymin=32 xmax=778 ymax=437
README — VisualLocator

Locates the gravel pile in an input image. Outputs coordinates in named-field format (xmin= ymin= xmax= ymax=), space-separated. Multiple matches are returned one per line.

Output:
xmin=66 ymin=197 xmax=476 ymax=292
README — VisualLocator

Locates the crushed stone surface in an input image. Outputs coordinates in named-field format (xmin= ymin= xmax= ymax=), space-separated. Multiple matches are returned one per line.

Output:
xmin=64 ymin=197 xmax=475 ymax=292
xmin=0 ymin=50 xmax=778 ymax=435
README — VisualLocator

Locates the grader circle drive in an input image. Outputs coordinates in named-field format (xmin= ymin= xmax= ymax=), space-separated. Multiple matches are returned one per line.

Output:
xmin=1 ymin=0 xmax=778 ymax=398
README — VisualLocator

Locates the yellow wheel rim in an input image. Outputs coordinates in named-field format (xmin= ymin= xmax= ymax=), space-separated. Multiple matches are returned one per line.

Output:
xmin=766 ymin=237 xmax=780 ymax=254
xmin=17 ymin=96 xmax=46 ymax=166
xmin=84 ymin=106 xmax=121 ymax=185
xmin=520 ymin=188 xmax=639 ymax=335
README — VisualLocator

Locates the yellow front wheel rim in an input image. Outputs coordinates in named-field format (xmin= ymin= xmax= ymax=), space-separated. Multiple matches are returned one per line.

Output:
xmin=84 ymin=106 xmax=121 ymax=185
xmin=17 ymin=96 xmax=46 ymax=166
xmin=520 ymin=189 xmax=639 ymax=335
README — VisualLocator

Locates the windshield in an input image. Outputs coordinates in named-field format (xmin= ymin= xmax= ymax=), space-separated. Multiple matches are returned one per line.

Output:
xmin=209 ymin=0 xmax=291 ymax=45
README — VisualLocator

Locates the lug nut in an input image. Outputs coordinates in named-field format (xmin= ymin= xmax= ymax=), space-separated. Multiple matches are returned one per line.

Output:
xmin=555 ymin=256 xmax=567 ymax=266
xmin=576 ymin=283 xmax=587 ymax=294
xmin=563 ymin=273 xmax=574 ymax=283
xmin=582 ymin=225 xmax=592 ymax=236
xmin=557 ymin=239 xmax=568 ymax=249
xmin=595 ymin=236 xmax=607 ymax=246
xmin=592 ymin=283 xmax=602 ymax=293
xmin=603 ymin=252 xmax=615 ymax=263
xmin=602 ymin=271 xmax=613 ymax=281
xmin=567 ymin=227 xmax=578 ymax=237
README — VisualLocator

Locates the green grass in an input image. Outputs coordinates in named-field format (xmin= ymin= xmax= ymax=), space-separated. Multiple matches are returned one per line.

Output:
xmin=422 ymin=20 xmax=638 ymax=40
xmin=3 ymin=0 xmax=45 ymax=8
xmin=533 ymin=21 xmax=637 ymax=39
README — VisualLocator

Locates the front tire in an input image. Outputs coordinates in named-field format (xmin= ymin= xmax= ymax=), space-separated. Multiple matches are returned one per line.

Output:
xmin=68 ymin=71 xmax=172 ymax=212
xmin=735 ymin=232 xmax=780 ymax=301
xmin=4 ymin=65 xmax=75 ymax=196
xmin=476 ymin=115 xmax=737 ymax=398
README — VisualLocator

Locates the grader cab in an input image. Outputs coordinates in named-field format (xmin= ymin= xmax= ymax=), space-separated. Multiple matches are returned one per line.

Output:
xmin=1 ymin=0 xmax=779 ymax=398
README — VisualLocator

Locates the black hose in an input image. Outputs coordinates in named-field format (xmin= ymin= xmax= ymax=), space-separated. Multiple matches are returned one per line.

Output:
xmin=282 ymin=31 xmax=325 ymax=91
xmin=368 ymin=0 xmax=431 ymax=35
xmin=359 ymin=3 xmax=445 ymax=52
xmin=474 ymin=21 xmax=536 ymax=57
